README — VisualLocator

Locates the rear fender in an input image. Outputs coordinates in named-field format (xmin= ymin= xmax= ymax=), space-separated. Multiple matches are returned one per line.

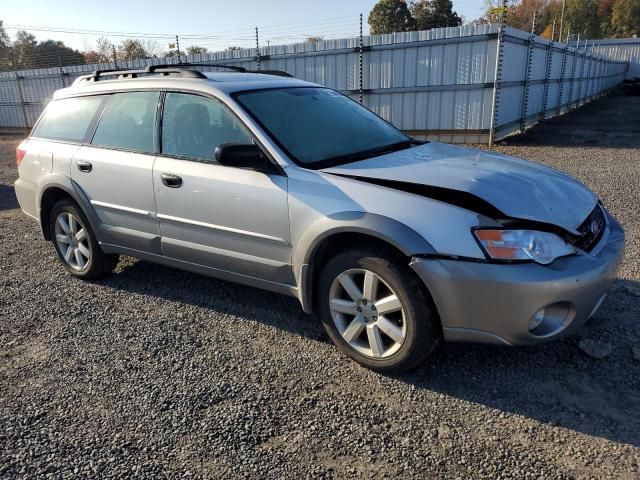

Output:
xmin=38 ymin=175 xmax=101 ymax=241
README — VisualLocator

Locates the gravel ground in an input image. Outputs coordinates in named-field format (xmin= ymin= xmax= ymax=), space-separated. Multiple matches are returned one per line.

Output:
xmin=1 ymin=92 xmax=639 ymax=479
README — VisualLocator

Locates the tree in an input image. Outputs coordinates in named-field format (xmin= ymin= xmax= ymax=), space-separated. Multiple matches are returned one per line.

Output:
xmin=411 ymin=0 xmax=462 ymax=30
xmin=565 ymin=0 xmax=600 ymax=39
xmin=504 ymin=0 xmax=547 ymax=33
xmin=480 ymin=0 xmax=506 ymax=23
xmin=186 ymin=46 xmax=208 ymax=55
xmin=540 ymin=23 xmax=555 ymax=39
xmin=474 ymin=0 xmax=607 ymax=40
xmin=598 ymin=0 xmax=616 ymax=36
xmin=0 ymin=21 xmax=11 ymax=71
xmin=12 ymin=30 xmax=37 ymax=68
xmin=610 ymin=0 xmax=640 ymax=37
xmin=32 ymin=40 xmax=85 ymax=68
xmin=84 ymin=37 xmax=115 ymax=64
xmin=117 ymin=39 xmax=148 ymax=61
xmin=368 ymin=0 xmax=416 ymax=35
xmin=141 ymin=39 xmax=162 ymax=58
xmin=0 ymin=21 xmax=9 ymax=50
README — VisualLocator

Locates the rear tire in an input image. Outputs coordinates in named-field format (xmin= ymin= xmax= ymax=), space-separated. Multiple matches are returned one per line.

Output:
xmin=49 ymin=199 xmax=119 ymax=279
xmin=318 ymin=247 xmax=441 ymax=373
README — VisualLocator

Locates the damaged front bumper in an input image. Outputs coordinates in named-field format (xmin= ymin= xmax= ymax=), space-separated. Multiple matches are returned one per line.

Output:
xmin=410 ymin=211 xmax=625 ymax=346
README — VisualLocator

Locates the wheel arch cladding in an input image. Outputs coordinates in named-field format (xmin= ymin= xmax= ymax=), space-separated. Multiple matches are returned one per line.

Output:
xmin=39 ymin=179 xmax=99 ymax=242
xmin=294 ymin=212 xmax=435 ymax=314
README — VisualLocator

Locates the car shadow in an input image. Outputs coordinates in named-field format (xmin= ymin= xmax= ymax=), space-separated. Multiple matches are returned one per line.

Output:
xmin=396 ymin=278 xmax=640 ymax=448
xmin=99 ymin=258 xmax=640 ymax=447
xmin=99 ymin=258 xmax=327 ymax=342
xmin=0 ymin=183 xmax=19 ymax=211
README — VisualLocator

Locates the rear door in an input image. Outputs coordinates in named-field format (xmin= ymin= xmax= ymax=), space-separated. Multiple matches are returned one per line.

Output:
xmin=153 ymin=92 xmax=292 ymax=284
xmin=71 ymin=91 xmax=161 ymax=253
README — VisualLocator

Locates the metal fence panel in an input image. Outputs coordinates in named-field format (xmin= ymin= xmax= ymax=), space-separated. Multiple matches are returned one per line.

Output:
xmin=583 ymin=38 xmax=640 ymax=78
xmin=0 ymin=24 xmax=628 ymax=143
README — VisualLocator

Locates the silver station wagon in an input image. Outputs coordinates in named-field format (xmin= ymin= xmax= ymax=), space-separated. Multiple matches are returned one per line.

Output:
xmin=14 ymin=64 xmax=625 ymax=372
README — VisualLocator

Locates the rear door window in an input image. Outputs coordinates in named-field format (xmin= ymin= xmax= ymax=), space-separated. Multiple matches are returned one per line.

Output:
xmin=92 ymin=91 xmax=160 ymax=153
xmin=32 ymin=96 xmax=103 ymax=142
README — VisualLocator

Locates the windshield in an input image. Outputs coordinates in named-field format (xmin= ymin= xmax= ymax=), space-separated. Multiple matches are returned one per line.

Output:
xmin=234 ymin=87 xmax=411 ymax=168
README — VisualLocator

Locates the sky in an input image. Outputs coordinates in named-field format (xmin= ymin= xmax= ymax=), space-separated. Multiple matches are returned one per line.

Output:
xmin=2 ymin=0 xmax=485 ymax=53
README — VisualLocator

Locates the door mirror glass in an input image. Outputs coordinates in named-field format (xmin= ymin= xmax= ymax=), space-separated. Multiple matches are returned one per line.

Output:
xmin=215 ymin=143 xmax=271 ymax=171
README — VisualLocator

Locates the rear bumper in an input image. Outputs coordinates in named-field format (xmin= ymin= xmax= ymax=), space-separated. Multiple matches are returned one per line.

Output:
xmin=14 ymin=178 xmax=39 ymax=221
xmin=410 ymin=212 xmax=625 ymax=346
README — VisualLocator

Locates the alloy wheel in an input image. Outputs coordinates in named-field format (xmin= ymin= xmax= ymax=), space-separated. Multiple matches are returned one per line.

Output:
xmin=54 ymin=212 xmax=91 ymax=271
xmin=329 ymin=268 xmax=407 ymax=358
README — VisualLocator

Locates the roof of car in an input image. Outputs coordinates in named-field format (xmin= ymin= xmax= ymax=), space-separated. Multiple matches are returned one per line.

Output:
xmin=55 ymin=70 xmax=318 ymax=100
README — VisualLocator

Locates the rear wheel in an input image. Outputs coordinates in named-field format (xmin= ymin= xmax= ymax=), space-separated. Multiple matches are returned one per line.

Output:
xmin=318 ymin=248 xmax=441 ymax=373
xmin=49 ymin=199 xmax=119 ymax=279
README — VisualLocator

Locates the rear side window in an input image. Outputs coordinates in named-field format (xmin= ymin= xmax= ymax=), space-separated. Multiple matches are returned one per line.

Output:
xmin=161 ymin=92 xmax=252 ymax=161
xmin=92 ymin=92 xmax=160 ymax=153
xmin=32 ymin=96 xmax=103 ymax=142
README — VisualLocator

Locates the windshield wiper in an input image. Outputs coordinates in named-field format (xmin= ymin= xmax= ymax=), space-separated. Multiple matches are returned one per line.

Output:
xmin=321 ymin=140 xmax=415 ymax=166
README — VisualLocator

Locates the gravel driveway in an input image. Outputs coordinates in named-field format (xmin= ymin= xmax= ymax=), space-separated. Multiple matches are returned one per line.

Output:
xmin=1 ymin=92 xmax=639 ymax=479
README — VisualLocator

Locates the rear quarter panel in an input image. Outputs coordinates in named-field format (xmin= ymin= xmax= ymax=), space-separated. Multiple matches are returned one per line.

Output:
xmin=15 ymin=138 xmax=79 ymax=220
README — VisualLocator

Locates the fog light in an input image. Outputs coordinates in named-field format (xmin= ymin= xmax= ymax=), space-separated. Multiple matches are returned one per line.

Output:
xmin=529 ymin=309 xmax=546 ymax=332
xmin=527 ymin=302 xmax=572 ymax=337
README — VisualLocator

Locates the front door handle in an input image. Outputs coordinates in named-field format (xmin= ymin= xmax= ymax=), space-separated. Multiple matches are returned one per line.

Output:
xmin=77 ymin=160 xmax=92 ymax=173
xmin=160 ymin=173 xmax=183 ymax=188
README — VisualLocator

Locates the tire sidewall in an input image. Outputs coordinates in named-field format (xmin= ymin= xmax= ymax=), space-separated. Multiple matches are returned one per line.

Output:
xmin=49 ymin=200 xmax=99 ymax=278
xmin=319 ymin=250 xmax=437 ymax=372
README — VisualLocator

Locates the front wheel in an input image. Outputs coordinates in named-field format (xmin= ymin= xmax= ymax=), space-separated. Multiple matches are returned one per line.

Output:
xmin=318 ymin=248 xmax=441 ymax=373
xmin=49 ymin=199 xmax=119 ymax=279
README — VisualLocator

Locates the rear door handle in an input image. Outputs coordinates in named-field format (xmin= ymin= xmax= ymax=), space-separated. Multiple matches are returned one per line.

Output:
xmin=77 ymin=160 xmax=92 ymax=173
xmin=160 ymin=173 xmax=182 ymax=188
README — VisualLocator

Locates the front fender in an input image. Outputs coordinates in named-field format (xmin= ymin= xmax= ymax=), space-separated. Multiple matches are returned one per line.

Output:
xmin=293 ymin=212 xmax=435 ymax=313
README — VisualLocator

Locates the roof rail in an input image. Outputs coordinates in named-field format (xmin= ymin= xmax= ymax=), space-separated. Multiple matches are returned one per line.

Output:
xmin=146 ymin=63 xmax=247 ymax=73
xmin=251 ymin=69 xmax=293 ymax=77
xmin=73 ymin=63 xmax=293 ymax=85
xmin=73 ymin=66 xmax=206 ymax=84
xmin=147 ymin=63 xmax=293 ymax=77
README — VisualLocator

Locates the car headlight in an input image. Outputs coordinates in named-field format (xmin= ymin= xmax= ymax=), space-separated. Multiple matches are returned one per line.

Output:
xmin=473 ymin=229 xmax=575 ymax=264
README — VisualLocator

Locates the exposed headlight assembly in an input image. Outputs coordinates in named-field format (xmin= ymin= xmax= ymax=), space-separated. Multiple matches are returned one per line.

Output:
xmin=474 ymin=229 xmax=575 ymax=265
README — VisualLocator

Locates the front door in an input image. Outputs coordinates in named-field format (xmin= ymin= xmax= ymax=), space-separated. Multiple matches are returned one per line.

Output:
xmin=152 ymin=92 xmax=292 ymax=284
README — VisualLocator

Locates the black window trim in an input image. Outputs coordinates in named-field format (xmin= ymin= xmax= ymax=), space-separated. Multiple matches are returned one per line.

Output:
xmin=28 ymin=87 xmax=286 ymax=176
xmin=231 ymin=86 xmax=412 ymax=170
xmin=30 ymin=90 xmax=163 ymax=156
xmin=85 ymin=95 xmax=111 ymax=144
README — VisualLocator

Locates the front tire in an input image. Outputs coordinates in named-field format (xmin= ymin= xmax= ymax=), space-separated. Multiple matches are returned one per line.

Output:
xmin=318 ymin=248 xmax=441 ymax=373
xmin=49 ymin=199 xmax=119 ymax=279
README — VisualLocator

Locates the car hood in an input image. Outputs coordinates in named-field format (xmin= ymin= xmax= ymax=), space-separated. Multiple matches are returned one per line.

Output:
xmin=322 ymin=142 xmax=597 ymax=233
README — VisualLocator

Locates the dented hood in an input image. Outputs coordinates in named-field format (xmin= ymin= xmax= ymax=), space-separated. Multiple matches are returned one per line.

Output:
xmin=322 ymin=142 xmax=597 ymax=233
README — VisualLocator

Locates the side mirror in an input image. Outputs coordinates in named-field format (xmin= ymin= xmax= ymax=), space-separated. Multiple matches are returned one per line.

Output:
xmin=214 ymin=143 xmax=272 ymax=172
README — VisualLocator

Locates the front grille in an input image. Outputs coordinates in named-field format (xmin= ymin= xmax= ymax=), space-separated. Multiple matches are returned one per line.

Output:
xmin=574 ymin=205 xmax=606 ymax=252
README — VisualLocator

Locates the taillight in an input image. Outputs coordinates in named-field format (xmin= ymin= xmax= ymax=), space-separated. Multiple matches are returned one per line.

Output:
xmin=16 ymin=142 xmax=27 ymax=168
